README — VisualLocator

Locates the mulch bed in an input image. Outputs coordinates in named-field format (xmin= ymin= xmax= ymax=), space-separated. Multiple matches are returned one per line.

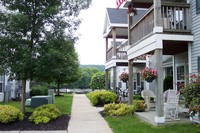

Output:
xmin=0 ymin=112 xmax=70 ymax=131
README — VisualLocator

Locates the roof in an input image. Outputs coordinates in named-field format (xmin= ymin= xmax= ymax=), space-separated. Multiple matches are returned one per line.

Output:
xmin=107 ymin=8 xmax=128 ymax=24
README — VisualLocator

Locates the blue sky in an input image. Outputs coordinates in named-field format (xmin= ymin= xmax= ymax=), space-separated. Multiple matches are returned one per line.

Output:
xmin=75 ymin=0 xmax=116 ymax=65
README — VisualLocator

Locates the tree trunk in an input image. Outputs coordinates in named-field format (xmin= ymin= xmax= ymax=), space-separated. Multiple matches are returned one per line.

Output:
xmin=57 ymin=82 xmax=60 ymax=95
xmin=21 ymin=79 xmax=26 ymax=113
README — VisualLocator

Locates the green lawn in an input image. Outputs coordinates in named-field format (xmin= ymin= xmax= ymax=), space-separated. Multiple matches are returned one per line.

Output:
xmin=105 ymin=115 xmax=200 ymax=133
xmin=0 ymin=94 xmax=73 ymax=114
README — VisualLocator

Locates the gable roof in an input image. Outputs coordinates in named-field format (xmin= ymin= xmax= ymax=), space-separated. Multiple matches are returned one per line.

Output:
xmin=107 ymin=8 xmax=128 ymax=25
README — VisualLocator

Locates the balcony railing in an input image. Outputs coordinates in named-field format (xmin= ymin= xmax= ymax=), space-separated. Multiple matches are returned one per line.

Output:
xmin=130 ymin=2 xmax=191 ymax=46
xmin=162 ymin=2 xmax=190 ymax=31
xmin=130 ymin=6 xmax=154 ymax=46
xmin=106 ymin=47 xmax=128 ymax=62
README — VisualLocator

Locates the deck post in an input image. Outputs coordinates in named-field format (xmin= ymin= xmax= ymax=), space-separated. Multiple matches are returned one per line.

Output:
xmin=105 ymin=37 xmax=108 ymax=61
xmin=105 ymin=69 xmax=109 ymax=90
xmin=112 ymin=28 xmax=117 ymax=58
xmin=113 ymin=66 xmax=117 ymax=93
xmin=153 ymin=0 xmax=163 ymax=33
xmin=128 ymin=59 xmax=133 ymax=105
xmin=154 ymin=49 xmax=165 ymax=123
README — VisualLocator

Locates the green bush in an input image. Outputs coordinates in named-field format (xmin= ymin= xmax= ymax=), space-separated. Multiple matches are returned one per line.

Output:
xmin=29 ymin=104 xmax=61 ymax=124
xmin=0 ymin=105 xmax=24 ymax=123
xmin=104 ymin=103 xmax=134 ymax=116
xmin=87 ymin=90 xmax=117 ymax=106
xmin=90 ymin=72 xmax=105 ymax=90
xmin=163 ymin=75 xmax=173 ymax=92
xmin=30 ymin=85 xmax=48 ymax=97
xmin=133 ymin=95 xmax=144 ymax=100
xmin=133 ymin=100 xmax=146 ymax=112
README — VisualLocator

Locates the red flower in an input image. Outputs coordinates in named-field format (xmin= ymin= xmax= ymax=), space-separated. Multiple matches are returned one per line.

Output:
xmin=119 ymin=72 xmax=129 ymax=82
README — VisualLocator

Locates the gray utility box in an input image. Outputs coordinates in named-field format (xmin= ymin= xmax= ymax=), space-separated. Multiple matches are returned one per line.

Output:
xmin=31 ymin=95 xmax=52 ymax=108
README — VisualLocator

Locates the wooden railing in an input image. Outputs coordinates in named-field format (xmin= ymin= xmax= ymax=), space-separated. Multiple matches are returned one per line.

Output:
xmin=130 ymin=2 xmax=191 ymax=46
xmin=106 ymin=46 xmax=128 ymax=62
xmin=161 ymin=2 xmax=190 ymax=31
xmin=106 ymin=47 xmax=113 ymax=62
xmin=130 ymin=6 xmax=154 ymax=46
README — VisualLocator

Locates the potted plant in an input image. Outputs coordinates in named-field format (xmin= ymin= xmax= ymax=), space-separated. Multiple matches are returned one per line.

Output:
xmin=141 ymin=67 xmax=157 ymax=83
xmin=119 ymin=72 xmax=129 ymax=83
xmin=180 ymin=73 xmax=200 ymax=123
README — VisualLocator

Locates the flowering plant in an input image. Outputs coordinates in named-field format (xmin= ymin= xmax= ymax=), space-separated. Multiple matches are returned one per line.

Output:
xmin=119 ymin=72 xmax=129 ymax=82
xmin=141 ymin=67 xmax=157 ymax=82
xmin=180 ymin=72 xmax=200 ymax=118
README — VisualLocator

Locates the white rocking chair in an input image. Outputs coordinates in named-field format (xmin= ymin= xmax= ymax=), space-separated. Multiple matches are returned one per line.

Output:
xmin=141 ymin=90 xmax=156 ymax=111
xmin=163 ymin=89 xmax=180 ymax=120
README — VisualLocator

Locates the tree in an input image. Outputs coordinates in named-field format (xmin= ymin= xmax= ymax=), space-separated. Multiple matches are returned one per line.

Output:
xmin=68 ymin=67 xmax=100 ymax=89
xmin=90 ymin=72 xmax=105 ymax=91
xmin=0 ymin=0 xmax=91 ymax=113
xmin=36 ymin=33 xmax=81 ymax=95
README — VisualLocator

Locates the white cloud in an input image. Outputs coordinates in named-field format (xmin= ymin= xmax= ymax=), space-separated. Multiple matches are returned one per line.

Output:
xmin=75 ymin=0 xmax=116 ymax=65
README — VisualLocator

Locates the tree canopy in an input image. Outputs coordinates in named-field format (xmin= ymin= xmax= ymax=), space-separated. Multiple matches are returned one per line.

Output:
xmin=0 ymin=0 xmax=92 ymax=112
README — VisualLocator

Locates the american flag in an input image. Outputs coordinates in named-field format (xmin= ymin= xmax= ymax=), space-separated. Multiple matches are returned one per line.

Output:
xmin=116 ymin=0 xmax=126 ymax=9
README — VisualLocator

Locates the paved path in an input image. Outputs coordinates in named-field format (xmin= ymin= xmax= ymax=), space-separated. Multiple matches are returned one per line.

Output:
xmin=68 ymin=94 xmax=113 ymax=133
xmin=0 ymin=94 xmax=113 ymax=133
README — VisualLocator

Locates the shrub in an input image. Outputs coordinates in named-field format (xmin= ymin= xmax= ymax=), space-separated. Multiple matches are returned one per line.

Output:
xmin=104 ymin=103 xmax=134 ymax=116
xmin=0 ymin=105 xmax=24 ymax=123
xmin=133 ymin=100 xmax=146 ymax=112
xmin=133 ymin=95 xmax=144 ymax=100
xmin=163 ymin=75 xmax=173 ymax=92
xmin=30 ymin=85 xmax=48 ymax=97
xmin=90 ymin=72 xmax=105 ymax=90
xmin=29 ymin=104 xmax=61 ymax=124
xmin=87 ymin=90 xmax=117 ymax=106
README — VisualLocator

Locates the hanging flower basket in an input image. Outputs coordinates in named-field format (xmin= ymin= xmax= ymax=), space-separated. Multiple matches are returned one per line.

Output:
xmin=141 ymin=67 xmax=157 ymax=83
xmin=119 ymin=72 xmax=129 ymax=83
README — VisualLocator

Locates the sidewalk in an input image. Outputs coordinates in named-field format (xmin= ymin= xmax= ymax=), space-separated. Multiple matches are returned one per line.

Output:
xmin=0 ymin=94 xmax=113 ymax=133
xmin=68 ymin=94 xmax=113 ymax=133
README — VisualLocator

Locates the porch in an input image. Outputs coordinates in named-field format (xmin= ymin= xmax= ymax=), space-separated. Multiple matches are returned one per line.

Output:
xmin=135 ymin=110 xmax=191 ymax=126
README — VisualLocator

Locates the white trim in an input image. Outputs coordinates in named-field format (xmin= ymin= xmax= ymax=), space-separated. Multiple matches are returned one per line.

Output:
xmin=127 ymin=35 xmax=157 ymax=59
xmin=127 ymin=34 xmax=194 ymax=59
xmin=153 ymin=26 xmax=163 ymax=33
xmin=110 ymin=23 xmax=128 ymax=28
xmin=157 ymin=34 xmax=193 ymax=42
xmin=154 ymin=116 xmax=165 ymax=123
xmin=105 ymin=59 xmax=128 ymax=69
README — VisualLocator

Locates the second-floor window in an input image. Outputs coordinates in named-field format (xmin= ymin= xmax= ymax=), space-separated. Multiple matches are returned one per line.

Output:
xmin=196 ymin=0 xmax=200 ymax=14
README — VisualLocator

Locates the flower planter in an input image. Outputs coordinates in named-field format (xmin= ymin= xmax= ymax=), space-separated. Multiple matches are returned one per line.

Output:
xmin=145 ymin=78 xmax=154 ymax=83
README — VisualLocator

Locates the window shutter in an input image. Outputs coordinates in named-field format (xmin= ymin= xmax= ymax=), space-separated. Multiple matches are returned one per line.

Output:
xmin=198 ymin=56 xmax=200 ymax=71
xmin=196 ymin=0 xmax=200 ymax=14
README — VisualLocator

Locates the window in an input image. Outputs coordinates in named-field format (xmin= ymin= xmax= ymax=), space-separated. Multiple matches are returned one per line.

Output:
xmin=0 ymin=83 xmax=2 ymax=93
xmin=177 ymin=66 xmax=185 ymax=80
xmin=0 ymin=75 xmax=3 ymax=93
xmin=198 ymin=56 xmax=200 ymax=72
xmin=196 ymin=0 xmax=200 ymax=14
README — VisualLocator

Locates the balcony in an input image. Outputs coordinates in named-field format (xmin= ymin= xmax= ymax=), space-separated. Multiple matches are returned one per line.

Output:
xmin=130 ymin=1 xmax=191 ymax=46
xmin=106 ymin=44 xmax=128 ymax=62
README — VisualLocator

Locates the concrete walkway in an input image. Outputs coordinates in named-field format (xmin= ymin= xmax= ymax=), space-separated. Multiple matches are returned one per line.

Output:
xmin=68 ymin=94 xmax=113 ymax=133
xmin=0 ymin=94 xmax=113 ymax=133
